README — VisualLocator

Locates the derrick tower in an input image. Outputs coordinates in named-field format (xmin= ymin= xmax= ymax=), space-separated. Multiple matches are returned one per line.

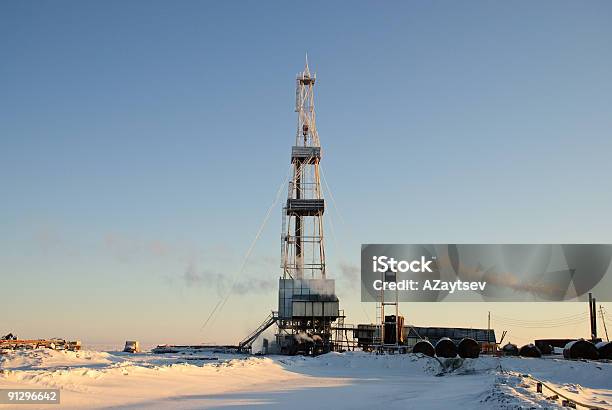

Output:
xmin=276 ymin=59 xmax=339 ymax=355
xmin=282 ymin=58 xmax=325 ymax=279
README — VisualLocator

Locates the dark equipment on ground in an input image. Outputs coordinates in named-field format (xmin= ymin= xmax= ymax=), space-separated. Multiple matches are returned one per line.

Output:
xmin=384 ymin=315 xmax=405 ymax=345
xmin=502 ymin=343 xmax=519 ymax=356
xmin=123 ymin=341 xmax=141 ymax=353
xmin=435 ymin=337 xmax=457 ymax=358
xmin=284 ymin=332 xmax=326 ymax=356
xmin=354 ymin=324 xmax=378 ymax=350
xmin=534 ymin=339 xmax=573 ymax=354
xmin=457 ymin=337 xmax=480 ymax=359
xmin=412 ymin=340 xmax=435 ymax=357
xmin=0 ymin=338 xmax=80 ymax=351
xmin=537 ymin=343 xmax=553 ymax=355
xmin=354 ymin=326 xmax=496 ymax=354
xmin=519 ymin=343 xmax=542 ymax=358
xmin=1 ymin=333 xmax=17 ymax=340
xmin=152 ymin=345 xmax=237 ymax=354
xmin=596 ymin=341 xmax=612 ymax=360
xmin=152 ymin=345 xmax=180 ymax=354
xmin=405 ymin=326 xmax=495 ymax=353
xmin=563 ymin=339 xmax=599 ymax=360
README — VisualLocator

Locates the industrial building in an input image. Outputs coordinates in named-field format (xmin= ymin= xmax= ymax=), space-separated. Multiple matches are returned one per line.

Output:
xmin=353 ymin=323 xmax=496 ymax=353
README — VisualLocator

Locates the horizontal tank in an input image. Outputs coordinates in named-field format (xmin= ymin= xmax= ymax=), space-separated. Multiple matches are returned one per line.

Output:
xmin=502 ymin=343 xmax=519 ymax=356
xmin=458 ymin=337 xmax=479 ymax=359
xmin=563 ymin=339 xmax=599 ymax=360
xmin=412 ymin=340 xmax=435 ymax=357
xmin=435 ymin=337 xmax=457 ymax=358
xmin=519 ymin=343 xmax=542 ymax=358
xmin=596 ymin=341 xmax=612 ymax=360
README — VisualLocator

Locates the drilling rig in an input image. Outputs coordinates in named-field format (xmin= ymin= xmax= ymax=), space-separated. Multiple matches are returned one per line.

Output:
xmin=238 ymin=59 xmax=340 ymax=355
xmin=276 ymin=59 xmax=340 ymax=355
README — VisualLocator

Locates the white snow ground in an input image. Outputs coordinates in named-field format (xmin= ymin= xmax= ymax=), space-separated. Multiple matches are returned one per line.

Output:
xmin=1 ymin=349 xmax=610 ymax=409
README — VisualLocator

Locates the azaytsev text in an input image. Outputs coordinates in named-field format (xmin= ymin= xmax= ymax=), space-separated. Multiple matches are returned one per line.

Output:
xmin=372 ymin=279 xmax=487 ymax=294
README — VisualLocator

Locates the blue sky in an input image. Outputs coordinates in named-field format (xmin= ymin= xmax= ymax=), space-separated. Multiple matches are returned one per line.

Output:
xmin=1 ymin=1 xmax=611 ymax=346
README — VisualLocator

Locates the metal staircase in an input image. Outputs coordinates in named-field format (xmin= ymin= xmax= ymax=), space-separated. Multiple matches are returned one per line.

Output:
xmin=238 ymin=311 xmax=278 ymax=353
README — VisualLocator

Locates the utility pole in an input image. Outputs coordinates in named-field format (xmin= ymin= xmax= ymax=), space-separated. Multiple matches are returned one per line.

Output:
xmin=601 ymin=305 xmax=610 ymax=342
xmin=592 ymin=296 xmax=597 ymax=340
xmin=487 ymin=311 xmax=491 ymax=354
xmin=589 ymin=293 xmax=597 ymax=341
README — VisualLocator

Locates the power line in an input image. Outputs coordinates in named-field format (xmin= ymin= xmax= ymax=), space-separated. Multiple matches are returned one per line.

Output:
xmin=492 ymin=312 xmax=590 ymax=329
xmin=492 ymin=312 xmax=587 ymax=323
xmin=492 ymin=320 xmax=588 ymax=329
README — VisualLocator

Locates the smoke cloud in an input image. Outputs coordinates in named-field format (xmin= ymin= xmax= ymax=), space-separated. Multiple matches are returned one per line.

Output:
xmin=294 ymin=331 xmax=322 ymax=344
xmin=180 ymin=263 xmax=275 ymax=296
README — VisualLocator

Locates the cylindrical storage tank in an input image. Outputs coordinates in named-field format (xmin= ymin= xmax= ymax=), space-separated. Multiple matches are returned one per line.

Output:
xmin=412 ymin=340 xmax=435 ymax=357
xmin=519 ymin=344 xmax=542 ymax=358
xmin=596 ymin=341 xmax=612 ymax=360
xmin=563 ymin=340 xmax=599 ymax=360
xmin=502 ymin=343 xmax=519 ymax=356
xmin=435 ymin=337 xmax=457 ymax=358
xmin=458 ymin=337 xmax=480 ymax=359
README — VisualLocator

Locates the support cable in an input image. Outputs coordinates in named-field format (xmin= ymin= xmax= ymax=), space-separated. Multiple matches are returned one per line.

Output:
xmin=201 ymin=164 xmax=292 ymax=331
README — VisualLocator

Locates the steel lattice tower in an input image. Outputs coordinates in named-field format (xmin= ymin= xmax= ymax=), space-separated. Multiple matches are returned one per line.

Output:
xmin=239 ymin=59 xmax=339 ymax=355
xmin=274 ymin=59 xmax=339 ymax=355
xmin=281 ymin=58 xmax=326 ymax=280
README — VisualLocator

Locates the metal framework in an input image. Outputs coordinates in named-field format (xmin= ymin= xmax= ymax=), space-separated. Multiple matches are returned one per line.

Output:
xmin=374 ymin=269 xmax=402 ymax=352
xmin=237 ymin=60 xmax=340 ymax=355
xmin=281 ymin=58 xmax=325 ymax=280
xmin=275 ymin=59 xmax=339 ymax=355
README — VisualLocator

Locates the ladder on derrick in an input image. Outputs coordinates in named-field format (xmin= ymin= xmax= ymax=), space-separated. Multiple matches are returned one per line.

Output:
xmin=374 ymin=269 xmax=400 ymax=351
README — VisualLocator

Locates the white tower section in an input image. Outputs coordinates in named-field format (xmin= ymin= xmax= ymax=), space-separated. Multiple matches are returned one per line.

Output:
xmin=281 ymin=58 xmax=325 ymax=280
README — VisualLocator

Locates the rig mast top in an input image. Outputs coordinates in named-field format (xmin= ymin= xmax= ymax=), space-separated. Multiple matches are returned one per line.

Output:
xmin=295 ymin=56 xmax=319 ymax=148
